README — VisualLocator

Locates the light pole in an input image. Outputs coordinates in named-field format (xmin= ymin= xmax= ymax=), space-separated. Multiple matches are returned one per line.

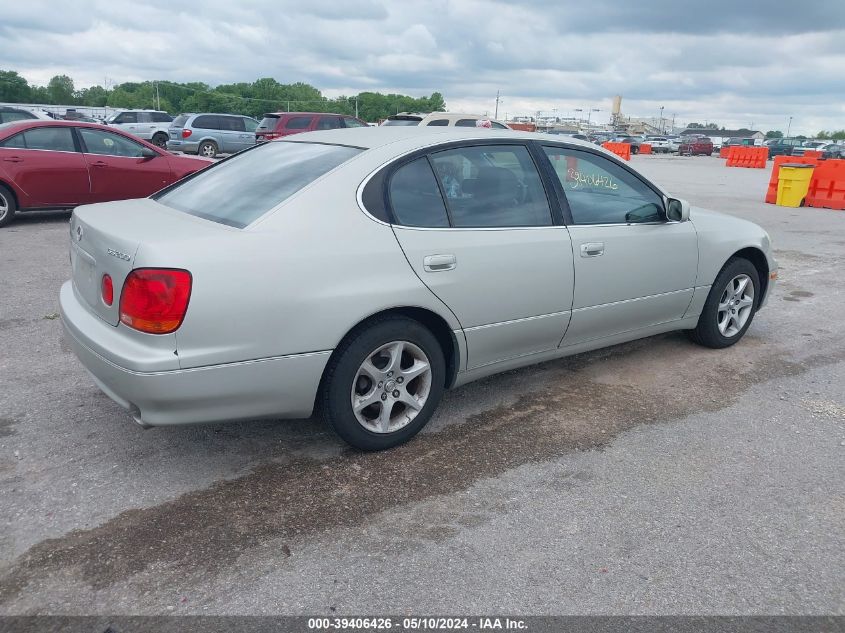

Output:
xmin=659 ymin=105 xmax=664 ymax=133
xmin=786 ymin=116 xmax=793 ymax=137
xmin=574 ymin=108 xmax=583 ymax=124
xmin=587 ymin=108 xmax=600 ymax=126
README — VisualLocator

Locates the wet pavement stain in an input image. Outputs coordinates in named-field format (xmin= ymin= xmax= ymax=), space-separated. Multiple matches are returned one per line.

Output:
xmin=0 ymin=341 xmax=843 ymax=604
xmin=0 ymin=418 xmax=18 ymax=438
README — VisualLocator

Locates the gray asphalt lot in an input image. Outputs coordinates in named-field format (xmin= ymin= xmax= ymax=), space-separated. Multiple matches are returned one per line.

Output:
xmin=0 ymin=154 xmax=843 ymax=615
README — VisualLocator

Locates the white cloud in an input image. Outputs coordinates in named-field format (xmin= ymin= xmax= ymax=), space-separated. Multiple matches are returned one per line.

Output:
xmin=1 ymin=0 xmax=844 ymax=134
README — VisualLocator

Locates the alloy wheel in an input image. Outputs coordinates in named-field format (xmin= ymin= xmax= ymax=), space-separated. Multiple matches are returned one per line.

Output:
xmin=350 ymin=340 xmax=433 ymax=434
xmin=0 ymin=192 xmax=7 ymax=222
xmin=717 ymin=273 xmax=755 ymax=337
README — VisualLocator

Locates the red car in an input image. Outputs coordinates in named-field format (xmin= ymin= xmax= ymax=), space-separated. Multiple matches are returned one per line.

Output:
xmin=0 ymin=120 xmax=211 ymax=227
xmin=678 ymin=135 xmax=714 ymax=156
xmin=255 ymin=112 xmax=369 ymax=142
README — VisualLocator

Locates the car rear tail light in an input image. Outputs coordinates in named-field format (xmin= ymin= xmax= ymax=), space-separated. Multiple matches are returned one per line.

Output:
xmin=101 ymin=274 xmax=114 ymax=306
xmin=119 ymin=269 xmax=192 ymax=334
xmin=181 ymin=129 xmax=192 ymax=138
xmin=262 ymin=132 xmax=280 ymax=140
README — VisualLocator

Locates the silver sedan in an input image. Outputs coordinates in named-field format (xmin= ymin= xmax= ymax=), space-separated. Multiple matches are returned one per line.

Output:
xmin=60 ymin=127 xmax=777 ymax=450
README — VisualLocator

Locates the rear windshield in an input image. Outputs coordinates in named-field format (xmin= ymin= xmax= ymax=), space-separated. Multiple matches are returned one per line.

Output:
xmin=171 ymin=114 xmax=189 ymax=127
xmin=382 ymin=117 xmax=422 ymax=126
xmin=154 ymin=142 xmax=362 ymax=228
xmin=257 ymin=115 xmax=281 ymax=130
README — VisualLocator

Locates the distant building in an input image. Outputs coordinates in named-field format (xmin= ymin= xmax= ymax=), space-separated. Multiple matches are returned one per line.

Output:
xmin=679 ymin=128 xmax=765 ymax=140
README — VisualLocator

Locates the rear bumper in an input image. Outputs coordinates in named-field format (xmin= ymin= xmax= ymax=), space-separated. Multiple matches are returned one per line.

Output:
xmin=166 ymin=139 xmax=199 ymax=154
xmin=60 ymin=281 xmax=330 ymax=426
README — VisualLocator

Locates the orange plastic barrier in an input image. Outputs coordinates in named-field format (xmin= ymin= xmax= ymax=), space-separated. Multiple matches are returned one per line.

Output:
xmin=802 ymin=150 xmax=823 ymax=159
xmin=601 ymin=142 xmax=631 ymax=161
xmin=805 ymin=159 xmax=845 ymax=210
xmin=639 ymin=143 xmax=652 ymax=154
xmin=719 ymin=146 xmax=730 ymax=158
xmin=764 ymin=155 xmax=820 ymax=204
xmin=726 ymin=146 xmax=768 ymax=168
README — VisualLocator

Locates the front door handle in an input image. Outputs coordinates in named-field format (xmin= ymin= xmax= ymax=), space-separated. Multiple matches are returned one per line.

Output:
xmin=2 ymin=156 xmax=23 ymax=163
xmin=423 ymin=254 xmax=456 ymax=272
xmin=580 ymin=242 xmax=605 ymax=257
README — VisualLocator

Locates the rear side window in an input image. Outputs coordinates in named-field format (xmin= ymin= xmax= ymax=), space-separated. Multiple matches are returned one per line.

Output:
xmin=244 ymin=118 xmax=258 ymax=132
xmin=389 ymin=158 xmax=450 ymax=228
xmin=0 ymin=109 xmax=37 ymax=124
xmin=14 ymin=127 xmax=76 ymax=152
xmin=491 ymin=122 xmax=508 ymax=129
xmin=257 ymin=115 xmax=280 ymax=130
xmin=151 ymin=112 xmax=172 ymax=123
xmin=426 ymin=119 xmax=449 ymax=126
xmin=137 ymin=112 xmax=152 ymax=123
xmin=155 ymin=142 xmax=361 ymax=228
xmin=0 ymin=132 xmax=27 ymax=148
xmin=284 ymin=116 xmax=312 ymax=130
xmin=193 ymin=115 xmax=220 ymax=130
xmin=382 ymin=117 xmax=421 ymax=126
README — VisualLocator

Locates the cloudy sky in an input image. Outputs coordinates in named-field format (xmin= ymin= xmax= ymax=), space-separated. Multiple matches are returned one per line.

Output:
xmin=2 ymin=0 xmax=844 ymax=133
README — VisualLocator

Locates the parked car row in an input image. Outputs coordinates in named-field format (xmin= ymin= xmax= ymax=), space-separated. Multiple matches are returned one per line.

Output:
xmin=0 ymin=120 xmax=210 ymax=227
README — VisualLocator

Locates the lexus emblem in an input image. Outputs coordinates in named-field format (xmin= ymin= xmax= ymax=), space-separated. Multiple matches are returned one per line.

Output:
xmin=75 ymin=225 xmax=83 ymax=241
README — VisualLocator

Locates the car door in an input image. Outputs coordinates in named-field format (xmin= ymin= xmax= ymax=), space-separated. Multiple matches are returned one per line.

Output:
xmin=315 ymin=116 xmax=343 ymax=131
xmin=540 ymin=145 xmax=698 ymax=347
xmin=0 ymin=126 xmax=90 ymax=207
xmin=77 ymin=127 xmax=175 ymax=202
xmin=220 ymin=116 xmax=254 ymax=152
xmin=388 ymin=143 xmax=574 ymax=370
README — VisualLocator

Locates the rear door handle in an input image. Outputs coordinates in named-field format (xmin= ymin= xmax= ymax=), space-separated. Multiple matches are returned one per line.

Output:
xmin=2 ymin=156 xmax=23 ymax=163
xmin=91 ymin=161 xmax=108 ymax=168
xmin=423 ymin=254 xmax=456 ymax=272
xmin=580 ymin=242 xmax=605 ymax=257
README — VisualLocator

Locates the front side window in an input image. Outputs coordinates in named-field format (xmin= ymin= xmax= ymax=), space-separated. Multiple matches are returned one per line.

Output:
xmin=316 ymin=116 xmax=342 ymax=130
xmin=543 ymin=146 xmax=664 ymax=225
xmin=220 ymin=116 xmax=245 ymax=132
xmin=17 ymin=127 xmax=76 ymax=152
xmin=342 ymin=117 xmax=367 ymax=128
xmin=155 ymin=141 xmax=361 ymax=228
xmin=113 ymin=112 xmax=137 ymax=124
xmin=454 ymin=119 xmax=479 ymax=127
xmin=284 ymin=116 xmax=312 ymax=130
xmin=428 ymin=145 xmax=552 ymax=227
xmin=388 ymin=158 xmax=450 ymax=228
xmin=79 ymin=128 xmax=147 ymax=157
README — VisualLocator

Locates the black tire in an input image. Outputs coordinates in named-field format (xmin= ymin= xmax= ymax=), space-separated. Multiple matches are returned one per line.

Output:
xmin=319 ymin=315 xmax=446 ymax=451
xmin=688 ymin=257 xmax=760 ymax=349
xmin=0 ymin=184 xmax=17 ymax=228
xmin=198 ymin=141 xmax=218 ymax=158
xmin=151 ymin=132 xmax=168 ymax=149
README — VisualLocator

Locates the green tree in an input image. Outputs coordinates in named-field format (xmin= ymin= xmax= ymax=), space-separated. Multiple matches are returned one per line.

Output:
xmin=47 ymin=74 xmax=75 ymax=104
xmin=0 ymin=70 xmax=32 ymax=102
xmin=765 ymin=130 xmax=783 ymax=138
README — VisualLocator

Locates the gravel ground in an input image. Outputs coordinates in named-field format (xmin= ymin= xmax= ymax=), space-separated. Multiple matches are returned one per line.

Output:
xmin=0 ymin=154 xmax=843 ymax=615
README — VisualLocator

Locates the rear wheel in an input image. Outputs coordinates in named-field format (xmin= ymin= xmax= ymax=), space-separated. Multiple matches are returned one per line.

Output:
xmin=151 ymin=132 xmax=168 ymax=148
xmin=198 ymin=140 xmax=218 ymax=158
xmin=0 ymin=185 xmax=17 ymax=228
xmin=319 ymin=316 xmax=446 ymax=450
xmin=688 ymin=258 xmax=759 ymax=349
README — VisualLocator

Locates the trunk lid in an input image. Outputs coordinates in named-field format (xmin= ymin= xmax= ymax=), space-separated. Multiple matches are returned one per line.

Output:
xmin=69 ymin=198 xmax=227 ymax=326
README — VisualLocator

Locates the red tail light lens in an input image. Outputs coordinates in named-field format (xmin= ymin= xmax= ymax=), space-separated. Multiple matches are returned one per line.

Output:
xmin=262 ymin=132 xmax=280 ymax=140
xmin=119 ymin=269 xmax=192 ymax=334
xmin=101 ymin=274 xmax=114 ymax=306
xmin=181 ymin=129 xmax=192 ymax=138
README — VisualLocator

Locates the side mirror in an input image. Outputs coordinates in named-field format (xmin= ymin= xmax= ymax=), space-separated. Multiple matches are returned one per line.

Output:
xmin=666 ymin=197 xmax=690 ymax=222
xmin=140 ymin=147 xmax=158 ymax=159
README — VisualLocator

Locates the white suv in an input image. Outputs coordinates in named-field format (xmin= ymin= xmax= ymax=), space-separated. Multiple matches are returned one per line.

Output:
xmin=106 ymin=110 xmax=174 ymax=147
xmin=382 ymin=112 xmax=510 ymax=129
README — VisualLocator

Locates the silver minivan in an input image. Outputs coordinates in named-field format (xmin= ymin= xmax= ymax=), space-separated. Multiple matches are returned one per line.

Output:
xmin=166 ymin=113 xmax=259 ymax=157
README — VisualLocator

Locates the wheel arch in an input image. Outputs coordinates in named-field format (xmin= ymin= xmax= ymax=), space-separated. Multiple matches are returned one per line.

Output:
xmin=730 ymin=246 xmax=770 ymax=303
xmin=317 ymin=306 xmax=462 ymax=409
xmin=0 ymin=179 xmax=20 ymax=208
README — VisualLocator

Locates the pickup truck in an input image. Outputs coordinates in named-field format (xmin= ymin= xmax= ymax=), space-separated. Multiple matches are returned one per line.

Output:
xmin=646 ymin=137 xmax=678 ymax=154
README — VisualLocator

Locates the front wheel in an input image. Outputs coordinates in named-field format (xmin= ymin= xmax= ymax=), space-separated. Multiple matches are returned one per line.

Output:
xmin=0 ymin=184 xmax=17 ymax=228
xmin=319 ymin=316 xmax=446 ymax=450
xmin=688 ymin=258 xmax=759 ymax=349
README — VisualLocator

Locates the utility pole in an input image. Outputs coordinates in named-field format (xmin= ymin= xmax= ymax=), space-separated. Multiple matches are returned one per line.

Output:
xmin=786 ymin=116 xmax=793 ymax=137
xmin=355 ymin=96 xmax=359 ymax=119
xmin=155 ymin=81 xmax=160 ymax=110
xmin=659 ymin=105 xmax=664 ymax=133
xmin=494 ymin=90 xmax=501 ymax=119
